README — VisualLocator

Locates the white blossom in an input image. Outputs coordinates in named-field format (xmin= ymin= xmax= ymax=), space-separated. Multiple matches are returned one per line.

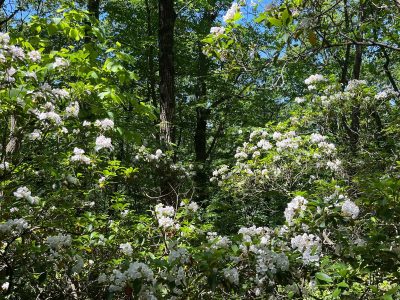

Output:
xmin=28 ymin=50 xmax=41 ymax=62
xmin=284 ymin=196 xmax=308 ymax=225
xmin=326 ymin=159 xmax=342 ymax=172
xmin=0 ymin=218 xmax=29 ymax=234
xmin=53 ymin=88 xmax=70 ymax=99
xmin=94 ymin=118 xmax=114 ymax=130
xmin=45 ymin=233 xmax=72 ymax=250
xmin=223 ymin=2 xmax=240 ymax=22
xmin=294 ymin=97 xmax=306 ymax=103
xmin=53 ymin=57 xmax=69 ymax=68
xmin=119 ymin=242 xmax=133 ymax=255
xmin=29 ymin=129 xmax=42 ymax=140
xmin=158 ymin=216 xmax=175 ymax=229
xmin=0 ymin=161 xmax=10 ymax=170
xmin=70 ymin=147 xmax=91 ymax=164
xmin=341 ymin=199 xmax=359 ymax=219
xmin=210 ymin=26 xmax=225 ymax=35
xmin=291 ymin=233 xmax=321 ymax=264
xmin=95 ymin=135 xmax=113 ymax=151
xmin=1 ymin=282 xmax=9 ymax=291
xmin=187 ymin=202 xmax=199 ymax=212
xmin=304 ymin=74 xmax=325 ymax=85
xmin=0 ymin=32 xmax=10 ymax=44
xmin=345 ymin=79 xmax=367 ymax=92
xmin=9 ymin=45 xmax=25 ymax=60
xmin=65 ymin=101 xmax=79 ymax=118
xmin=223 ymin=268 xmax=239 ymax=285
xmin=310 ymin=133 xmax=325 ymax=143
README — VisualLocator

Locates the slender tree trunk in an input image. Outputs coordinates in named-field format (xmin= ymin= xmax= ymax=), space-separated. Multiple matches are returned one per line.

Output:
xmin=194 ymin=41 xmax=209 ymax=197
xmin=340 ymin=0 xmax=351 ymax=88
xmin=382 ymin=48 xmax=399 ymax=92
xmin=88 ymin=0 xmax=100 ymax=20
xmin=348 ymin=0 xmax=365 ymax=153
xmin=158 ymin=0 xmax=176 ymax=146
xmin=193 ymin=10 xmax=217 ymax=202
xmin=85 ymin=0 xmax=100 ymax=44
xmin=158 ymin=0 xmax=176 ymax=204
xmin=145 ymin=0 xmax=157 ymax=108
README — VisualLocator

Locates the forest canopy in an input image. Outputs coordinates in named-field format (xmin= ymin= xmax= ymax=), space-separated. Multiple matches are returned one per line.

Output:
xmin=1 ymin=0 xmax=400 ymax=299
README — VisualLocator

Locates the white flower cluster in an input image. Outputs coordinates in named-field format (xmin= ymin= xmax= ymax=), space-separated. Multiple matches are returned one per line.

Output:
xmin=341 ymin=199 xmax=359 ymax=219
xmin=14 ymin=186 xmax=39 ymax=205
xmin=375 ymin=87 xmax=399 ymax=100
xmin=284 ymin=196 xmax=308 ymax=225
xmin=70 ymin=147 xmax=91 ymax=164
xmin=94 ymin=118 xmax=115 ymax=130
xmin=134 ymin=146 xmax=165 ymax=162
xmin=326 ymin=159 xmax=342 ymax=172
xmin=304 ymin=74 xmax=325 ymax=86
xmin=45 ymin=233 xmax=72 ymax=250
xmin=53 ymin=57 xmax=69 ymax=68
xmin=1 ymin=282 xmax=9 ymax=291
xmin=0 ymin=32 xmax=10 ymax=44
xmin=155 ymin=203 xmax=176 ymax=229
xmin=211 ymin=128 xmax=340 ymax=192
xmin=119 ymin=242 xmax=133 ymax=255
xmin=0 ymin=161 xmax=10 ymax=170
xmin=9 ymin=45 xmax=25 ymax=60
xmin=52 ymin=88 xmax=69 ymax=99
xmin=207 ymin=232 xmax=232 ymax=249
xmin=291 ymin=233 xmax=321 ymax=264
xmin=168 ymin=248 xmax=190 ymax=264
xmin=294 ymin=97 xmax=306 ymax=104
xmin=29 ymin=129 xmax=42 ymax=140
xmin=181 ymin=200 xmax=199 ymax=212
xmin=65 ymin=101 xmax=79 ymax=118
xmin=238 ymin=225 xmax=271 ymax=243
xmin=36 ymin=110 xmax=62 ymax=125
xmin=95 ymin=135 xmax=113 ymax=151
xmin=108 ymin=262 xmax=155 ymax=294
xmin=238 ymin=226 xmax=289 ymax=275
xmin=310 ymin=133 xmax=325 ymax=143
xmin=274 ymin=131 xmax=300 ymax=152
xmin=223 ymin=2 xmax=240 ymax=22
xmin=210 ymin=26 xmax=225 ymax=36
xmin=344 ymin=79 xmax=367 ymax=92
xmin=223 ymin=267 xmax=239 ymax=285
xmin=0 ymin=218 xmax=29 ymax=234
xmin=28 ymin=50 xmax=41 ymax=62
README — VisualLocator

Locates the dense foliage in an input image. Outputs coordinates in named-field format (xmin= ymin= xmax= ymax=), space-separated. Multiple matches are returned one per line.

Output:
xmin=1 ymin=0 xmax=400 ymax=299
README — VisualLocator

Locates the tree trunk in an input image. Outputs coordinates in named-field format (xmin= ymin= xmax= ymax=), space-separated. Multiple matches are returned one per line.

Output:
xmin=193 ymin=10 xmax=217 ymax=202
xmin=88 ymin=0 xmax=100 ymax=20
xmin=158 ymin=0 xmax=176 ymax=146
xmin=85 ymin=0 xmax=100 ymax=44
xmin=348 ymin=0 xmax=365 ymax=153
xmin=145 ymin=0 xmax=157 ymax=108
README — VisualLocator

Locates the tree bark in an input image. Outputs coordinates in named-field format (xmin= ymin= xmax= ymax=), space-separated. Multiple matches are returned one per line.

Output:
xmin=88 ymin=0 xmax=100 ymax=20
xmin=193 ymin=8 xmax=217 ymax=202
xmin=382 ymin=48 xmax=399 ymax=92
xmin=158 ymin=0 xmax=176 ymax=146
xmin=348 ymin=0 xmax=365 ymax=153
xmin=85 ymin=0 xmax=100 ymax=44
xmin=145 ymin=0 xmax=157 ymax=108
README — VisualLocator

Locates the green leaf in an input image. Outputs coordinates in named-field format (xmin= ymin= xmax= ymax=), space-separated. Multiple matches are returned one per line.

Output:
xmin=255 ymin=13 xmax=267 ymax=23
xmin=337 ymin=281 xmax=349 ymax=288
xmin=268 ymin=17 xmax=282 ymax=26
xmin=70 ymin=28 xmax=80 ymax=41
xmin=315 ymin=272 xmax=333 ymax=283
xmin=332 ymin=288 xmax=341 ymax=298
